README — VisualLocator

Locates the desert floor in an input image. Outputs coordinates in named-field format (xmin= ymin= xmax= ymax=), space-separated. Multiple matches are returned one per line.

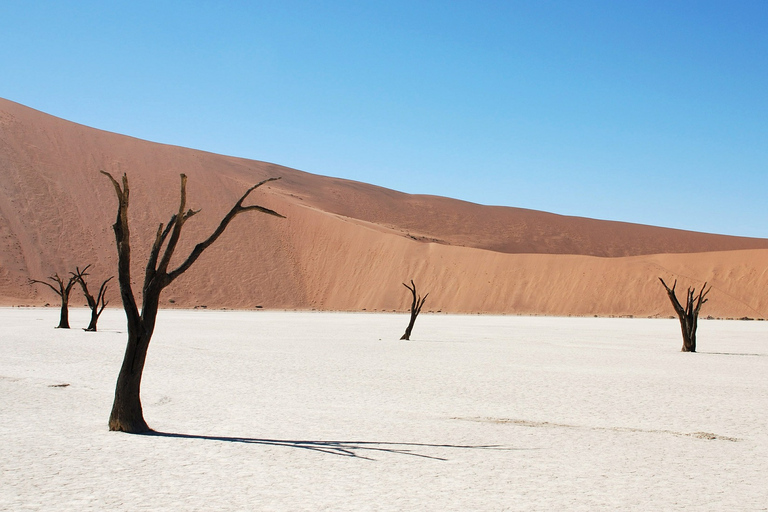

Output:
xmin=2 ymin=308 xmax=767 ymax=511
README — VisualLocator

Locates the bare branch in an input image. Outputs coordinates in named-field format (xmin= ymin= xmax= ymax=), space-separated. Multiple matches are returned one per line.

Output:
xmin=71 ymin=265 xmax=92 ymax=280
xmin=658 ymin=277 xmax=676 ymax=295
xmin=96 ymin=276 xmax=113 ymax=315
xmin=156 ymin=175 xmax=190 ymax=275
xmin=98 ymin=276 xmax=114 ymax=297
xmin=183 ymin=208 xmax=200 ymax=221
xmin=100 ymin=170 xmax=125 ymax=199
xmin=166 ymin=177 xmax=283 ymax=283
xmin=234 ymin=177 xmax=283 ymax=210
xmin=416 ymin=292 xmax=429 ymax=315
xmin=64 ymin=276 xmax=77 ymax=294
xmin=694 ymin=282 xmax=711 ymax=315
xmin=238 ymin=205 xmax=284 ymax=217
xmin=101 ymin=170 xmax=140 ymax=323
xmin=147 ymin=216 xmax=178 ymax=278
xmin=73 ymin=267 xmax=96 ymax=309
xmin=659 ymin=277 xmax=685 ymax=316
xmin=29 ymin=278 xmax=62 ymax=296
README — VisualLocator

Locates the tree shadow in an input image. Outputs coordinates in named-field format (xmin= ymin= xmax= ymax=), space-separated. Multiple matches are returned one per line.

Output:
xmin=140 ymin=431 xmax=520 ymax=461
xmin=699 ymin=352 xmax=766 ymax=357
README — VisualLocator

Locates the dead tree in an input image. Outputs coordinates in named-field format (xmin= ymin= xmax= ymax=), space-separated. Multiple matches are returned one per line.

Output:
xmin=102 ymin=171 xmax=283 ymax=433
xmin=659 ymin=278 xmax=711 ymax=352
xmin=72 ymin=265 xmax=113 ymax=332
xmin=400 ymin=280 xmax=428 ymax=340
xmin=29 ymin=273 xmax=78 ymax=328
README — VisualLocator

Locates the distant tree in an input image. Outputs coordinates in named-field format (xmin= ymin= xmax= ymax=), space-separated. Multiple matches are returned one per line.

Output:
xmin=400 ymin=280 xmax=428 ymax=340
xmin=71 ymin=265 xmax=113 ymax=332
xmin=659 ymin=278 xmax=711 ymax=352
xmin=101 ymin=171 xmax=283 ymax=433
xmin=29 ymin=273 xmax=78 ymax=328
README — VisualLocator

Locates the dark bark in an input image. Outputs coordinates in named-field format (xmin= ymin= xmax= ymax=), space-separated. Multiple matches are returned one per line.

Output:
xmin=400 ymin=280 xmax=428 ymax=340
xmin=102 ymin=171 xmax=283 ymax=433
xmin=659 ymin=278 xmax=711 ymax=352
xmin=29 ymin=273 xmax=78 ymax=328
xmin=72 ymin=265 xmax=113 ymax=331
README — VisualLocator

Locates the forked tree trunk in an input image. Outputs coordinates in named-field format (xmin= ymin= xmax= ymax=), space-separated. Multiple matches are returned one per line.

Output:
xmin=86 ymin=311 xmax=100 ymax=332
xmin=400 ymin=280 xmax=428 ymax=340
xmin=29 ymin=273 xmax=77 ymax=329
xmin=102 ymin=171 xmax=283 ymax=433
xmin=659 ymin=278 xmax=711 ymax=352
xmin=72 ymin=265 xmax=113 ymax=332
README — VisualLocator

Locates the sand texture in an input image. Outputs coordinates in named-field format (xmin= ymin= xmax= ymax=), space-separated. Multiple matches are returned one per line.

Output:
xmin=2 ymin=97 xmax=768 ymax=317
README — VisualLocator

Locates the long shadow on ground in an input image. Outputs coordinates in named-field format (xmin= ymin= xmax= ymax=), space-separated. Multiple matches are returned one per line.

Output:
xmin=141 ymin=431 xmax=520 ymax=461
xmin=700 ymin=351 xmax=766 ymax=357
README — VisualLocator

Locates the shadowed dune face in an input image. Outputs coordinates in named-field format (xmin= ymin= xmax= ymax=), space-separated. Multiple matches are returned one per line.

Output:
xmin=1 ymin=97 xmax=768 ymax=318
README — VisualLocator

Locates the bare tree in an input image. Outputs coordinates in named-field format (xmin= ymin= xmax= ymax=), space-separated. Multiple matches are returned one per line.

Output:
xmin=101 ymin=171 xmax=283 ymax=433
xmin=659 ymin=278 xmax=711 ymax=352
xmin=29 ymin=273 xmax=78 ymax=328
xmin=400 ymin=280 xmax=428 ymax=340
xmin=72 ymin=265 xmax=113 ymax=332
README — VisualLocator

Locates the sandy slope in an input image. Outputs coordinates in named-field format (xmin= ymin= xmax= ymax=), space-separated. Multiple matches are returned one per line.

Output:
xmin=2 ymin=98 xmax=768 ymax=317
xmin=2 ymin=309 xmax=767 ymax=510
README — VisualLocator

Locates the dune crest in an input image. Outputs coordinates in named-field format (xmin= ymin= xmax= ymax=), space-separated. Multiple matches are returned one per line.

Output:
xmin=1 ymin=97 xmax=767 ymax=318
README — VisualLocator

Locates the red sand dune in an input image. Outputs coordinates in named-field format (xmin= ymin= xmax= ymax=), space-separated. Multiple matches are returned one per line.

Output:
xmin=2 ymin=97 xmax=768 ymax=318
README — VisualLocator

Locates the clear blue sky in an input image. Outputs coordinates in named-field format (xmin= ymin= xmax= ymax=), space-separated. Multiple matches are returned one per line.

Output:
xmin=2 ymin=1 xmax=767 ymax=237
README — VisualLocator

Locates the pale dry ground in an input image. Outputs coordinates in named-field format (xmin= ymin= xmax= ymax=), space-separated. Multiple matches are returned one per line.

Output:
xmin=2 ymin=308 xmax=767 ymax=511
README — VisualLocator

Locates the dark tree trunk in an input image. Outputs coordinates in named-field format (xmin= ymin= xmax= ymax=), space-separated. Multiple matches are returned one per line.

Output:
xmin=30 ymin=273 xmax=77 ymax=329
xmin=102 ymin=171 xmax=283 ymax=433
xmin=401 ymin=313 xmax=417 ymax=341
xmin=86 ymin=312 xmax=99 ymax=332
xmin=109 ymin=331 xmax=150 ymax=432
xmin=659 ymin=278 xmax=710 ymax=353
xmin=58 ymin=296 xmax=70 ymax=329
xmin=72 ymin=266 xmax=113 ymax=332
xmin=679 ymin=315 xmax=697 ymax=352
xmin=108 ymin=295 xmax=157 ymax=433
xmin=400 ymin=280 xmax=428 ymax=340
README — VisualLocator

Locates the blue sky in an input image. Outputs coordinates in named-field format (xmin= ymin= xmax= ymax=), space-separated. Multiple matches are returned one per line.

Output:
xmin=2 ymin=1 xmax=767 ymax=237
